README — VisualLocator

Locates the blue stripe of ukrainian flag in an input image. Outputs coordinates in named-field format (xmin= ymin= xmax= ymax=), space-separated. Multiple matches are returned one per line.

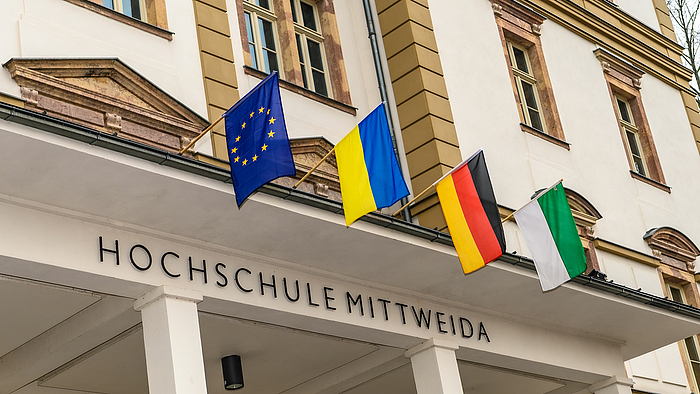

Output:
xmin=335 ymin=104 xmax=409 ymax=226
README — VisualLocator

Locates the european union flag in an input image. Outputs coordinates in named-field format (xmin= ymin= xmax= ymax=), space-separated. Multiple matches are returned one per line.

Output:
xmin=224 ymin=72 xmax=296 ymax=207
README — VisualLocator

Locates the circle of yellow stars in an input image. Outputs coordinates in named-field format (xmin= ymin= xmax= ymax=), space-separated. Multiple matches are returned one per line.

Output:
xmin=230 ymin=106 xmax=276 ymax=167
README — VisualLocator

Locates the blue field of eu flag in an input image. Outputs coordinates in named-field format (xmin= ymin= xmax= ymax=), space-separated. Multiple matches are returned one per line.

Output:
xmin=224 ymin=72 xmax=296 ymax=207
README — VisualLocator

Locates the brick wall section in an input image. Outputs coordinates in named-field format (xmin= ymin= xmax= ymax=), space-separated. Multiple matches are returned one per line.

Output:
xmin=193 ymin=0 xmax=240 ymax=159
xmin=376 ymin=0 xmax=461 ymax=231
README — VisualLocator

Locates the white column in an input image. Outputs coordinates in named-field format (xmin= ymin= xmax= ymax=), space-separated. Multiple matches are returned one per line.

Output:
xmin=588 ymin=376 xmax=634 ymax=394
xmin=405 ymin=338 xmax=464 ymax=394
xmin=134 ymin=286 xmax=208 ymax=394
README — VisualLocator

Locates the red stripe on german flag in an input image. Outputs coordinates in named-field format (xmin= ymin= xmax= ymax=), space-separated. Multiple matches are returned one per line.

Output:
xmin=435 ymin=151 xmax=505 ymax=274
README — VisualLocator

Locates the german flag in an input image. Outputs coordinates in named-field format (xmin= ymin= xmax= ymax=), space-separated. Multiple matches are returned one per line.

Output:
xmin=435 ymin=150 xmax=505 ymax=274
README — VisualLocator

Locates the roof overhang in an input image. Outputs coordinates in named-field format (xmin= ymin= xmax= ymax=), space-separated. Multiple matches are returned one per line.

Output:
xmin=1 ymin=103 xmax=699 ymax=361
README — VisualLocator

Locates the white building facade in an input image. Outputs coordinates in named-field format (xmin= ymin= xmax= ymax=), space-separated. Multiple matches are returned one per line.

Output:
xmin=0 ymin=0 xmax=699 ymax=394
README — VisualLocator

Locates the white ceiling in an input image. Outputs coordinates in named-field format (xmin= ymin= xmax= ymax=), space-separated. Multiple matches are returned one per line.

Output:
xmin=0 ymin=277 xmax=99 ymax=357
xmin=37 ymin=311 xmax=569 ymax=394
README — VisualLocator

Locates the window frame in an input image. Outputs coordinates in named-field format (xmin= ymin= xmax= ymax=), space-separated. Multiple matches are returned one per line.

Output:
xmin=243 ymin=0 xmax=283 ymax=77
xmin=507 ymin=41 xmax=546 ymax=134
xmin=614 ymin=95 xmax=648 ymax=177
xmin=102 ymin=0 xmax=148 ymax=22
xmin=667 ymin=283 xmax=700 ymax=393
xmin=290 ymin=0 xmax=332 ymax=98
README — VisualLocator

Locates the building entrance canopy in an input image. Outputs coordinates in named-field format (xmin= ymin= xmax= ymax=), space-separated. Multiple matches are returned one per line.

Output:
xmin=1 ymin=110 xmax=699 ymax=393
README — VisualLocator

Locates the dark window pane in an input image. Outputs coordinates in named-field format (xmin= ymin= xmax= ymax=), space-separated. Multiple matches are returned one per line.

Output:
xmin=259 ymin=18 xmax=276 ymax=50
xmin=521 ymin=81 xmax=538 ymax=110
xmin=255 ymin=0 xmax=270 ymax=9
xmin=670 ymin=287 xmax=684 ymax=303
xmin=633 ymin=157 xmax=646 ymax=176
xmin=300 ymin=66 xmax=308 ymax=89
xmin=290 ymin=0 xmax=297 ymax=22
xmin=312 ymin=70 xmax=328 ymax=96
xmin=617 ymin=99 xmax=631 ymax=123
xmin=264 ymin=50 xmax=279 ymax=73
xmin=687 ymin=338 xmax=700 ymax=361
xmin=692 ymin=361 xmax=700 ymax=388
xmin=529 ymin=109 xmax=543 ymax=131
xmin=301 ymin=1 xmax=317 ymax=31
xmin=296 ymin=34 xmax=308 ymax=88
xmin=512 ymin=46 xmax=529 ymax=73
xmin=102 ymin=0 xmax=114 ymax=9
xmin=307 ymin=40 xmax=324 ymax=70
xmin=626 ymin=130 xmax=641 ymax=157
xmin=130 ymin=0 xmax=141 ymax=20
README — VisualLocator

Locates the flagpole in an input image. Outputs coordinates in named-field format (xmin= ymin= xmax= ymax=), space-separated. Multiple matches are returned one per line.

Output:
xmin=501 ymin=179 xmax=564 ymax=223
xmin=391 ymin=148 xmax=483 ymax=217
xmin=293 ymin=147 xmax=336 ymax=189
xmin=178 ymin=115 xmax=224 ymax=155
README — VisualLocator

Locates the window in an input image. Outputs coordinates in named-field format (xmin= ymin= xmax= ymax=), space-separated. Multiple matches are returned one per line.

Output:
xmin=492 ymin=0 xmax=566 ymax=147
xmin=291 ymin=0 xmax=330 ymax=97
xmin=594 ymin=48 xmax=667 ymax=191
xmin=668 ymin=285 xmax=700 ymax=392
xmin=614 ymin=96 xmax=647 ymax=176
xmin=507 ymin=41 xmax=544 ymax=133
xmin=102 ymin=0 xmax=146 ymax=21
xmin=243 ymin=0 xmax=280 ymax=74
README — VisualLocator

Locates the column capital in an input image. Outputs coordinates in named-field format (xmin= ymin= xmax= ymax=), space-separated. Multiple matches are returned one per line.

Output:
xmin=588 ymin=375 xmax=634 ymax=393
xmin=134 ymin=285 xmax=203 ymax=311
xmin=405 ymin=338 xmax=459 ymax=359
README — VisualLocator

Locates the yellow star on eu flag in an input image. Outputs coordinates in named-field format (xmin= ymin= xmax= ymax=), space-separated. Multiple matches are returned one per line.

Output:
xmin=231 ymin=147 xmax=237 ymax=154
xmin=234 ymin=156 xmax=239 ymax=163
xmin=259 ymin=107 xmax=265 ymax=113
xmin=269 ymin=117 xmax=276 ymax=125
xmin=235 ymin=135 xmax=241 ymax=142
xmin=250 ymin=111 xmax=254 ymax=118
xmin=267 ymin=109 xmax=270 ymax=115
xmin=242 ymin=158 xmax=248 ymax=166
xmin=253 ymin=155 xmax=258 ymax=162
xmin=241 ymin=122 xmax=246 ymax=129
xmin=261 ymin=144 xmax=268 ymax=151
xmin=268 ymin=131 xmax=275 ymax=138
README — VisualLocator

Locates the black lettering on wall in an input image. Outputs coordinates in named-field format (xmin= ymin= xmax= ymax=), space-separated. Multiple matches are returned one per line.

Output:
xmin=478 ymin=322 xmax=490 ymax=342
xmin=411 ymin=306 xmax=431 ymax=329
xmin=259 ymin=272 xmax=277 ymax=298
xmin=160 ymin=252 xmax=180 ymax=278
xmin=188 ymin=257 xmax=207 ymax=283
xmin=215 ymin=263 xmax=228 ymax=287
xmin=283 ymin=278 xmax=300 ymax=302
xmin=307 ymin=283 xmax=319 ymax=307
xmin=346 ymin=292 xmax=363 ymax=315
xmin=377 ymin=298 xmax=390 ymax=321
xmin=235 ymin=268 xmax=253 ymax=293
xmin=99 ymin=237 xmax=119 ymax=265
xmin=449 ymin=315 xmax=456 ymax=335
xmin=368 ymin=296 xmax=375 ymax=318
xmin=324 ymin=287 xmax=336 ymax=310
xmin=460 ymin=317 xmax=473 ymax=338
xmin=396 ymin=303 xmax=408 ymax=324
xmin=436 ymin=312 xmax=447 ymax=334
xmin=129 ymin=244 xmax=152 ymax=271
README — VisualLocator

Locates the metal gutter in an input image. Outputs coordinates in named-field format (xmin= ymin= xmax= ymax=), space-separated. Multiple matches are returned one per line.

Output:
xmin=1 ymin=102 xmax=700 ymax=321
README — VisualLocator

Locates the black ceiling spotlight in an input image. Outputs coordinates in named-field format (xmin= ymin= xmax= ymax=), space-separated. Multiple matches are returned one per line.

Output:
xmin=222 ymin=355 xmax=244 ymax=390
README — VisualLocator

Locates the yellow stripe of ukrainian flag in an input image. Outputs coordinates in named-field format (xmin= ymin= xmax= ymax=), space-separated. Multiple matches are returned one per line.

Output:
xmin=436 ymin=175 xmax=486 ymax=273
xmin=336 ymin=126 xmax=377 ymax=226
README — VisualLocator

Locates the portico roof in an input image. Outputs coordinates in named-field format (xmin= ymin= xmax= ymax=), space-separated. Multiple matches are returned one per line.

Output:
xmin=1 ymin=101 xmax=699 ymax=366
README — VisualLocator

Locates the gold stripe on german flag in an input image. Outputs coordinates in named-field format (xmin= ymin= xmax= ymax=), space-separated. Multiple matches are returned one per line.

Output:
xmin=435 ymin=151 xmax=505 ymax=274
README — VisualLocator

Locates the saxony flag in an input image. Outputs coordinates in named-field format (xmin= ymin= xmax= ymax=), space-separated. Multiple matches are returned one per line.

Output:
xmin=513 ymin=181 xmax=586 ymax=291
xmin=435 ymin=150 xmax=505 ymax=274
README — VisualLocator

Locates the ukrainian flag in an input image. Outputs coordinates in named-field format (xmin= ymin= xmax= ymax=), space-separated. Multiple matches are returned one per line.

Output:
xmin=336 ymin=104 xmax=410 ymax=226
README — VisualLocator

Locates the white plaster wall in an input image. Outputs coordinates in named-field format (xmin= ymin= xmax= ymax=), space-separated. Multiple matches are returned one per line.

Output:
xmin=430 ymin=1 xmax=700 ymax=392
xmin=0 ymin=0 xmax=208 ymax=116
xmin=616 ymin=0 xmax=661 ymax=31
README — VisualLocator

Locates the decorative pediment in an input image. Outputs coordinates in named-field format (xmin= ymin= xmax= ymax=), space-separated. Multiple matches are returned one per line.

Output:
xmin=563 ymin=188 xmax=602 ymax=239
xmin=594 ymin=48 xmax=644 ymax=90
xmin=272 ymin=137 xmax=340 ymax=201
xmin=490 ymin=0 xmax=547 ymax=34
xmin=3 ymin=58 xmax=209 ymax=154
xmin=644 ymin=227 xmax=700 ymax=268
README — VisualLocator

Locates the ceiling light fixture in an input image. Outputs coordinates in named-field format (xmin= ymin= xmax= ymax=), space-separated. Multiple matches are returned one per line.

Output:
xmin=222 ymin=355 xmax=244 ymax=390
